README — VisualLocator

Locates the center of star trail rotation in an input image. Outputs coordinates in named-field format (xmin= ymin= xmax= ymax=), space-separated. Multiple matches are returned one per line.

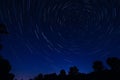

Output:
xmin=35 ymin=0 xmax=120 ymax=56
xmin=0 ymin=0 xmax=120 ymax=79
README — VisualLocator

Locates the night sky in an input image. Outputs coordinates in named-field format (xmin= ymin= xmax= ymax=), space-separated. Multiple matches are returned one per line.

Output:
xmin=0 ymin=0 xmax=120 ymax=79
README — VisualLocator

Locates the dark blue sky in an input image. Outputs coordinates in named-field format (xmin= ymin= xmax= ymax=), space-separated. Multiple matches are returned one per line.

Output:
xmin=0 ymin=0 xmax=120 ymax=79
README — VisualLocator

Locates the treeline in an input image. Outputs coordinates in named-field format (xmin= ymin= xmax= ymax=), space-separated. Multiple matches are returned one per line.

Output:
xmin=0 ymin=56 xmax=120 ymax=80
xmin=30 ymin=57 xmax=120 ymax=80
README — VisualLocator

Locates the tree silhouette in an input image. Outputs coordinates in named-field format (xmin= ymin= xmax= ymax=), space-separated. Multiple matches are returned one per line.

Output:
xmin=107 ymin=57 xmax=120 ymax=71
xmin=0 ymin=23 xmax=14 ymax=80
xmin=68 ymin=66 xmax=79 ymax=75
xmin=106 ymin=57 xmax=120 ymax=80
xmin=59 ymin=69 xmax=66 ymax=76
xmin=87 ymin=61 xmax=105 ymax=80
xmin=92 ymin=61 xmax=104 ymax=72
xmin=0 ymin=56 xmax=14 ymax=80
xmin=58 ymin=69 xmax=66 ymax=80
xmin=0 ymin=56 xmax=11 ymax=73
xmin=68 ymin=66 xmax=80 ymax=80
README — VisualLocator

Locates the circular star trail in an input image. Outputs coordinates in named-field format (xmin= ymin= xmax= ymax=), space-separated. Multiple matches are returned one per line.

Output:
xmin=0 ymin=0 xmax=120 ymax=79
xmin=35 ymin=0 xmax=120 ymax=56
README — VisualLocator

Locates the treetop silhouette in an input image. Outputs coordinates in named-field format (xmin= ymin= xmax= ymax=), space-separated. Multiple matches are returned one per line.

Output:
xmin=92 ymin=61 xmax=104 ymax=72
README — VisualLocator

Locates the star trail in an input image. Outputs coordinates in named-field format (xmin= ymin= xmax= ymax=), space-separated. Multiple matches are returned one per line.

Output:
xmin=0 ymin=0 xmax=120 ymax=79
